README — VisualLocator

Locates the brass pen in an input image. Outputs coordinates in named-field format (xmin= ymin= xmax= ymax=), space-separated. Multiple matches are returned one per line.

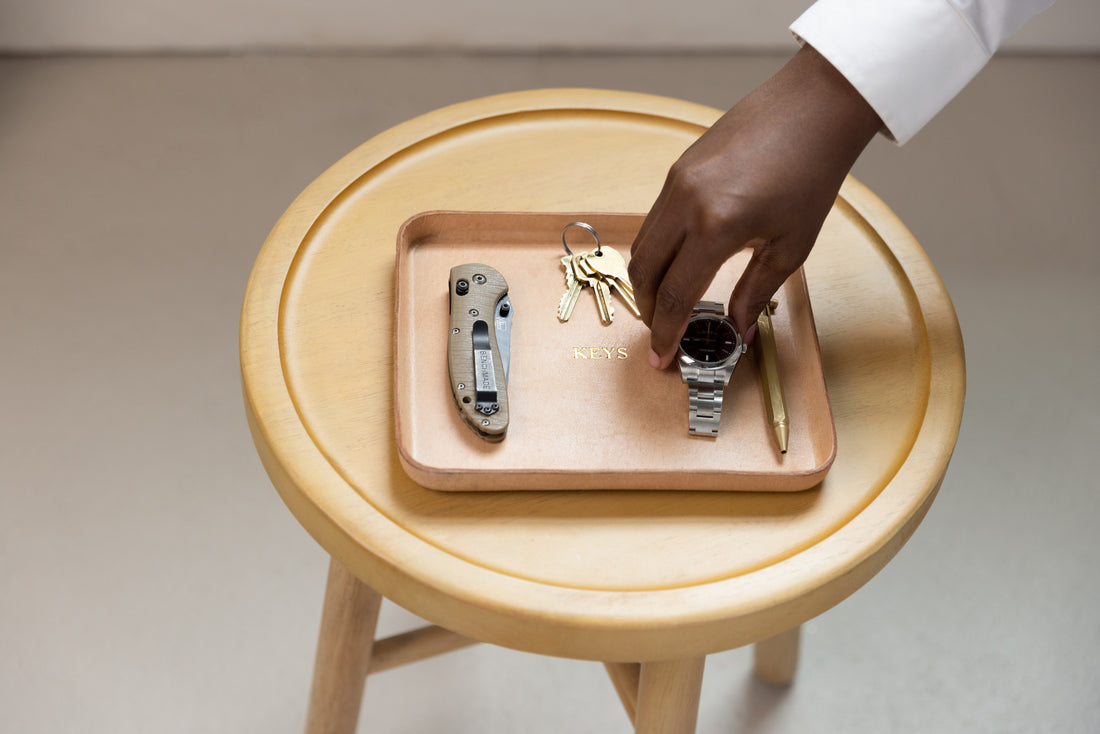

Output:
xmin=756 ymin=299 xmax=789 ymax=454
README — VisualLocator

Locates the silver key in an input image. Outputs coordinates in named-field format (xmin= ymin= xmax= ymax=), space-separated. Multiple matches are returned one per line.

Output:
xmin=557 ymin=254 xmax=584 ymax=322
xmin=580 ymin=246 xmax=640 ymax=318
xmin=574 ymin=253 xmax=614 ymax=324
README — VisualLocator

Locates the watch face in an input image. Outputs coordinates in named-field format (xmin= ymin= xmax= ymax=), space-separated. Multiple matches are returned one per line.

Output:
xmin=680 ymin=315 xmax=739 ymax=364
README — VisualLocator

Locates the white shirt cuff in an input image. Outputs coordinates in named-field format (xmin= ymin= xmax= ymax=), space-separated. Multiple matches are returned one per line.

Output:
xmin=790 ymin=0 xmax=993 ymax=145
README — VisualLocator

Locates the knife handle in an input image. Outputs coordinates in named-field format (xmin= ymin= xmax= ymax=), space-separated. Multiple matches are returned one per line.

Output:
xmin=448 ymin=264 xmax=509 ymax=441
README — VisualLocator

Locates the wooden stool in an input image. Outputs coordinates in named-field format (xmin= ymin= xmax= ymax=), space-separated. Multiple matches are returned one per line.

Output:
xmin=240 ymin=89 xmax=965 ymax=733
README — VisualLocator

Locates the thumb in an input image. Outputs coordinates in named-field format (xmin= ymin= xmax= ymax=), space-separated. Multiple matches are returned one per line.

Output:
xmin=728 ymin=239 xmax=808 ymax=344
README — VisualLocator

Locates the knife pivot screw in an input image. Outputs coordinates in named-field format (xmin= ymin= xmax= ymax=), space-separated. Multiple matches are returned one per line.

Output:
xmin=473 ymin=274 xmax=487 ymax=284
xmin=455 ymin=279 xmax=469 ymax=296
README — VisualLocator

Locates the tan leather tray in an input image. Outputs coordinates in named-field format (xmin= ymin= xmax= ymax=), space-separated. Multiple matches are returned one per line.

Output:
xmin=394 ymin=211 xmax=835 ymax=491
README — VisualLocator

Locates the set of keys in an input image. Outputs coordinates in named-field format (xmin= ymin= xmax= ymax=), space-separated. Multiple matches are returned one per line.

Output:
xmin=557 ymin=222 xmax=640 ymax=324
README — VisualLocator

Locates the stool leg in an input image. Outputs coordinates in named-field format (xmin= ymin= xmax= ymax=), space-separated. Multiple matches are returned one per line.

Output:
xmin=753 ymin=625 xmax=801 ymax=685
xmin=604 ymin=662 xmax=641 ymax=723
xmin=633 ymin=657 xmax=705 ymax=734
xmin=305 ymin=558 xmax=383 ymax=734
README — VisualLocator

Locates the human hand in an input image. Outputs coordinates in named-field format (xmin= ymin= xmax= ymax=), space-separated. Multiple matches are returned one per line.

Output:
xmin=628 ymin=46 xmax=882 ymax=369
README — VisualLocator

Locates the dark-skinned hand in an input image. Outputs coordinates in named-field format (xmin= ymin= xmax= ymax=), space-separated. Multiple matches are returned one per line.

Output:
xmin=628 ymin=45 xmax=884 ymax=369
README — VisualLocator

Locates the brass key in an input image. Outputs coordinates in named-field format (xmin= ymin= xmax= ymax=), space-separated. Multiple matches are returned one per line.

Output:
xmin=574 ymin=252 xmax=614 ymax=324
xmin=557 ymin=253 xmax=585 ymax=322
xmin=580 ymin=246 xmax=640 ymax=318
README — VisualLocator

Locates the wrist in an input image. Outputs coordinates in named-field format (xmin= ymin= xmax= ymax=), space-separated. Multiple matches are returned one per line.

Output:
xmin=778 ymin=45 xmax=883 ymax=164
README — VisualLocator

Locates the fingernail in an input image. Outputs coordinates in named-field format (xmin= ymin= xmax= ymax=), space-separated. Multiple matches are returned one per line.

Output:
xmin=743 ymin=324 xmax=757 ymax=346
xmin=649 ymin=349 xmax=661 ymax=369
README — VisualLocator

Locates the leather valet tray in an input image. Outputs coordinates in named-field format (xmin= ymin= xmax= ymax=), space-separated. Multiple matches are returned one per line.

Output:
xmin=394 ymin=211 xmax=836 ymax=491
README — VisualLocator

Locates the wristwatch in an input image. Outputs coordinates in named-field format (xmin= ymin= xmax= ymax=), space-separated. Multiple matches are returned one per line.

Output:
xmin=677 ymin=301 xmax=748 ymax=437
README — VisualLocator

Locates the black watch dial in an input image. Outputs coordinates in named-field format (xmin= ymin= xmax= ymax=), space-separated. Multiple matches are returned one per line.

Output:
xmin=680 ymin=316 xmax=738 ymax=363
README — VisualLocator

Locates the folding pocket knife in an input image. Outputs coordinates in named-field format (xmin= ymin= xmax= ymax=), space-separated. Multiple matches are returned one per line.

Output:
xmin=448 ymin=264 xmax=512 ymax=442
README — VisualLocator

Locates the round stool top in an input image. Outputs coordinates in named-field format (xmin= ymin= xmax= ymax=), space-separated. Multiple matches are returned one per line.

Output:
xmin=240 ymin=89 xmax=965 ymax=663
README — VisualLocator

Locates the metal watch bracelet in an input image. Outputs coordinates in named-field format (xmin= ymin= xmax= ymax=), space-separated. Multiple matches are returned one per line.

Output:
xmin=685 ymin=369 xmax=725 ymax=437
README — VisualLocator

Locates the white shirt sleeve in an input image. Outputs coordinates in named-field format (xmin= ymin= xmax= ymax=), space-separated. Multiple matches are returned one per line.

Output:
xmin=790 ymin=0 xmax=1057 ymax=144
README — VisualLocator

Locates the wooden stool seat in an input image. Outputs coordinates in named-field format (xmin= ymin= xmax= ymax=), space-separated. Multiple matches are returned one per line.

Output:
xmin=240 ymin=89 xmax=965 ymax=733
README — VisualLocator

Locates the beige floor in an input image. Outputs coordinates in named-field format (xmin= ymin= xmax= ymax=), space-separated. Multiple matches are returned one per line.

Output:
xmin=1 ymin=52 xmax=1097 ymax=733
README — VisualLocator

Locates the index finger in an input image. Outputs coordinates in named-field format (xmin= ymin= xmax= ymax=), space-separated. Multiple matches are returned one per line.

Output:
xmin=628 ymin=194 xmax=684 ymax=330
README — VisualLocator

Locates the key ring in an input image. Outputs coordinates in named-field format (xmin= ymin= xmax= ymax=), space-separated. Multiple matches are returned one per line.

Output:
xmin=561 ymin=221 xmax=601 ymax=256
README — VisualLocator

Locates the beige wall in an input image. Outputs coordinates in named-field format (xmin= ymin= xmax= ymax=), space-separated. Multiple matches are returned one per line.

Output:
xmin=1 ymin=0 xmax=1096 ymax=53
